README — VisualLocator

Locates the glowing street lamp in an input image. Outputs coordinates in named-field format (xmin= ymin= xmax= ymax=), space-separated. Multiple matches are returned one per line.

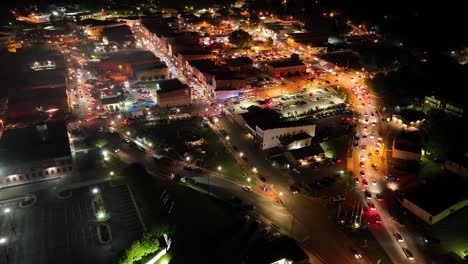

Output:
xmin=3 ymin=208 xmax=11 ymax=214
xmin=0 ymin=237 xmax=6 ymax=244
xmin=97 ymin=211 xmax=106 ymax=220
xmin=109 ymin=171 xmax=114 ymax=176
xmin=247 ymin=177 xmax=251 ymax=183
xmin=126 ymin=131 xmax=131 ymax=136
xmin=92 ymin=187 xmax=99 ymax=194
xmin=225 ymin=136 xmax=230 ymax=140
xmin=217 ymin=166 xmax=222 ymax=171
xmin=279 ymin=192 xmax=284 ymax=196
xmin=239 ymin=152 xmax=244 ymax=157
xmin=186 ymin=156 xmax=191 ymax=162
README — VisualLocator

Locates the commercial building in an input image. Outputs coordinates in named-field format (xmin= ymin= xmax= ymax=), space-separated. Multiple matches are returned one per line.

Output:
xmin=101 ymin=25 xmax=135 ymax=45
xmin=132 ymin=62 xmax=169 ymax=82
xmin=176 ymin=49 xmax=215 ymax=69
xmin=0 ymin=121 xmax=72 ymax=187
xmin=8 ymin=88 xmax=69 ymax=120
xmin=391 ymin=110 xmax=426 ymax=129
xmin=156 ymin=79 xmax=191 ymax=107
xmin=399 ymin=175 xmax=468 ymax=225
xmin=212 ymin=71 xmax=247 ymax=99
xmin=239 ymin=109 xmax=316 ymax=150
xmin=186 ymin=59 xmax=216 ymax=86
xmin=101 ymin=94 xmax=125 ymax=112
xmin=77 ymin=19 xmax=125 ymax=40
xmin=423 ymin=95 xmax=464 ymax=118
xmin=265 ymin=60 xmax=307 ymax=78
xmin=392 ymin=132 xmax=422 ymax=161
xmin=98 ymin=50 xmax=163 ymax=79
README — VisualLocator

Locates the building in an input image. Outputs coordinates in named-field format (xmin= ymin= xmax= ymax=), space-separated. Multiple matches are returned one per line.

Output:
xmin=0 ymin=121 xmax=72 ymax=187
xmin=8 ymin=88 xmax=69 ymax=120
xmin=176 ymin=49 xmax=214 ymax=69
xmin=399 ymin=175 xmax=468 ymax=225
xmin=186 ymin=59 xmax=216 ymax=86
xmin=77 ymin=19 xmax=124 ymax=40
xmin=392 ymin=132 xmax=422 ymax=161
xmin=156 ymin=79 xmax=191 ymax=107
xmin=391 ymin=110 xmax=426 ymax=129
xmin=101 ymin=25 xmax=134 ymax=45
xmin=98 ymin=50 xmax=161 ymax=75
xmin=132 ymin=62 xmax=169 ymax=82
xmin=279 ymin=132 xmax=313 ymax=150
xmin=212 ymin=71 xmax=246 ymax=99
xmin=285 ymin=144 xmax=325 ymax=166
xmin=265 ymin=60 xmax=307 ymax=78
xmin=239 ymin=109 xmax=316 ymax=150
xmin=101 ymin=94 xmax=124 ymax=112
xmin=225 ymin=57 xmax=253 ymax=71
xmin=423 ymin=95 xmax=464 ymax=118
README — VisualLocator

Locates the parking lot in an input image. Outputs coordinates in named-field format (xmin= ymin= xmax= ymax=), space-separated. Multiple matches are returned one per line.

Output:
xmin=0 ymin=182 xmax=142 ymax=264
xmin=227 ymin=87 xmax=346 ymax=118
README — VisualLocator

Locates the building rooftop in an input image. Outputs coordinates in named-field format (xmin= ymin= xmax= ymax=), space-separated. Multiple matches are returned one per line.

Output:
xmin=101 ymin=50 xmax=159 ymax=64
xmin=77 ymin=19 xmax=120 ymax=27
xmin=280 ymin=132 xmax=312 ymax=146
xmin=289 ymin=144 xmax=324 ymax=160
xmin=102 ymin=25 xmax=134 ymax=43
xmin=131 ymin=61 xmax=168 ymax=72
xmin=404 ymin=175 xmax=468 ymax=215
xmin=187 ymin=59 xmax=216 ymax=74
xmin=393 ymin=131 xmax=422 ymax=153
xmin=28 ymin=69 xmax=66 ymax=88
xmin=267 ymin=59 xmax=305 ymax=68
xmin=178 ymin=48 xmax=212 ymax=56
xmin=156 ymin=79 xmax=188 ymax=94
xmin=214 ymin=71 xmax=245 ymax=81
xmin=241 ymin=109 xmax=313 ymax=131
xmin=393 ymin=109 xmax=427 ymax=123
xmin=226 ymin=57 xmax=253 ymax=67
xmin=101 ymin=94 xmax=124 ymax=105
xmin=0 ymin=121 xmax=71 ymax=166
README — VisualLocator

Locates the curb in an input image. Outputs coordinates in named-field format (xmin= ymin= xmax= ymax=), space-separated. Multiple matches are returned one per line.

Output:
xmin=97 ymin=223 xmax=112 ymax=244
xmin=19 ymin=194 xmax=37 ymax=208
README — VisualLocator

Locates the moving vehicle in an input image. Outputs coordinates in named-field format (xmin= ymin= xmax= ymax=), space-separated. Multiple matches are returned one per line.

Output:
xmin=242 ymin=185 xmax=252 ymax=191
xmin=402 ymin=248 xmax=414 ymax=260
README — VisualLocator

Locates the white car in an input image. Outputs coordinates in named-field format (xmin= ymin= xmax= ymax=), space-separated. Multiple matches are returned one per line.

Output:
xmin=242 ymin=185 xmax=252 ymax=191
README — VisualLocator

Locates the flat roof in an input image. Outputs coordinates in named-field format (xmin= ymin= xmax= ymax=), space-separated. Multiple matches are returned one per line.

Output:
xmin=8 ymin=87 xmax=67 ymax=104
xmin=132 ymin=61 xmax=167 ymax=72
xmin=178 ymin=48 xmax=212 ymax=56
xmin=77 ymin=19 xmax=120 ymax=27
xmin=405 ymin=175 xmax=468 ymax=215
xmin=28 ymin=69 xmax=66 ymax=87
xmin=101 ymin=50 xmax=159 ymax=64
xmin=0 ymin=121 xmax=71 ymax=166
xmin=240 ymin=109 xmax=313 ymax=131
xmin=226 ymin=57 xmax=253 ymax=67
xmin=101 ymin=94 xmax=124 ymax=105
xmin=267 ymin=59 xmax=305 ymax=68
xmin=101 ymin=25 xmax=134 ymax=42
xmin=187 ymin=59 xmax=216 ymax=74
xmin=394 ymin=131 xmax=422 ymax=153
xmin=393 ymin=110 xmax=426 ymax=122
xmin=289 ymin=144 xmax=324 ymax=160
xmin=156 ymin=79 xmax=188 ymax=94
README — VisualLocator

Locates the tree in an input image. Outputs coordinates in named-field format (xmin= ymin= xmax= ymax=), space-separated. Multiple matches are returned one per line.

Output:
xmin=229 ymin=29 xmax=252 ymax=48
xmin=265 ymin=37 xmax=274 ymax=46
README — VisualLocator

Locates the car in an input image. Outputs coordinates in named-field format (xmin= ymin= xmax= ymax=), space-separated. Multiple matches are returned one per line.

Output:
xmin=394 ymin=232 xmax=404 ymax=242
xmin=183 ymin=165 xmax=194 ymax=171
xmin=242 ymin=185 xmax=252 ymax=191
xmin=367 ymin=201 xmax=376 ymax=211
xmin=364 ymin=190 xmax=372 ymax=199
xmin=376 ymin=193 xmax=384 ymax=201
xmin=263 ymin=226 xmax=272 ymax=234
xmin=112 ymin=147 xmax=120 ymax=153
xmin=122 ymin=138 xmax=131 ymax=143
xmin=362 ymin=179 xmax=368 ymax=186
xmin=241 ymin=155 xmax=249 ymax=162
xmin=289 ymin=185 xmax=299 ymax=194
xmin=360 ymin=170 xmax=365 ymax=177
xmin=185 ymin=177 xmax=197 ymax=184
xmin=351 ymin=249 xmax=362 ymax=259
xmin=371 ymin=164 xmax=378 ymax=170
xmin=354 ymin=178 xmax=360 ymax=184
xmin=361 ymin=145 xmax=367 ymax=151
xmin=258 ymin=174 xmax=266 ymax=182
xmin=373 ymin=214 xmax=382 ymax=223
xmin=370 ymin=178 xmax=377 ymax=185
xmin=402 ymin=248 xmax=414 ymax=260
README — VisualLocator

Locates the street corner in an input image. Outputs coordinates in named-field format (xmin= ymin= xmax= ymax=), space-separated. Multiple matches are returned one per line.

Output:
xmin=252 ymin=183 xmax=284 ymax=204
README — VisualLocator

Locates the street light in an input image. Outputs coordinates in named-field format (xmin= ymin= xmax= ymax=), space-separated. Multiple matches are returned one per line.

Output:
xmin=92 ymin=187 xmax=99 ymax=194
xmin=279 ymin=192 xmax=284 ymax=196
xmin=3 ymin=208 xmax=11 ymax=214
xmin=225 ymin=136 xmax=230 ymax=140
xmin=247 ymin=177 xmax=251 ymax=183
xmin=0 ymin=237 xmax=6 ymax=244
xmin=217 ymin=166 xmax=222 ymax=171
xmin=239 ymin=152 xmax=244 ymax=157
xmin=126 ymin=131 xmax=131 ymax=136
xmin=109 ymin=171 xmax=114 ymax=176
xmin=186 ymin=156 xmax=191 ymax=162
xmin=97 ymin=211 xmax=105 ymax=220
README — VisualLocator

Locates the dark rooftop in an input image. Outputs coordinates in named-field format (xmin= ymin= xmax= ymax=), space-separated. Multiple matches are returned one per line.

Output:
xmin=102 ymin=25 xmax=134 ymax=43
xmin=289 ymin=144 xmax=324 ymax=160
xmin=241 ymin=109 xmax=313 ymax=131
xmin=156 ymin=79 xmax=188 ymax=94
xmin=101 ymin=50 xmax=159 ymax=64
xmin=101 ymin=94 xmax=125 ymax=105
xmin=178 ymin=48 xmax=212 ymax=56
xmin=28 ymin=69 xmax=66 ymax=88
xmin=131 ymin=61 xmax=168 ymax=72
xmin=404 ymin=175 xmax=468 ymax=215
xmin=187 ymin=59 xmax=216 ymax=74
xmin=214 ymin=71 xmax=245 ymax=81
xmin=8 ymin=87 xmax=67 ymax=104
xmin=393 ymin=131 xmax=422 ymax=153
xmin=77 ymin=19 xmax=121 ymax=27
xmin=280 ymin=132 xmax=312 ymax=146
xmin=0 ymin=121 xmax=71 ymax=166
xmin=393 ymin=110 xmax=427 ymax=123
xmin=226 ymin=57 xmax=253 ymax=67
xmin=267 ymin=59 xmax=305 ymax=68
